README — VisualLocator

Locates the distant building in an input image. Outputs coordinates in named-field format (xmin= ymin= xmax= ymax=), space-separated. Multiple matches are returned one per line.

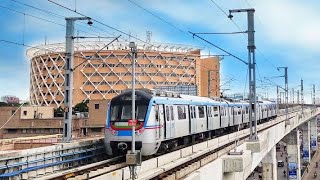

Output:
xmin=27 ymin=41 xmax=220 ymax=107
xmin=1 ymin=95 xmax=20 ymax=103
xmin=0 ymin=100 xmax=107 ymax=139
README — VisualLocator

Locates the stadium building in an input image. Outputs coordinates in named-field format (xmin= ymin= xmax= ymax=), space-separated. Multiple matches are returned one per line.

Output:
xmin=27 ymin=41 xmax=220 ymax=107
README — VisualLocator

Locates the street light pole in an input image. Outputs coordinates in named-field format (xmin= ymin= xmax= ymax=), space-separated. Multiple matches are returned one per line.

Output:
xmin=63 ymin=17 xmax=92 ymax=142
xmin=229 ymin=8 xmax=257 ymax=140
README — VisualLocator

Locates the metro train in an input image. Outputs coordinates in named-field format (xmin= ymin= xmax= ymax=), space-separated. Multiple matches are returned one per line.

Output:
xmin=105 ymin=89 xmax=277 ymax=156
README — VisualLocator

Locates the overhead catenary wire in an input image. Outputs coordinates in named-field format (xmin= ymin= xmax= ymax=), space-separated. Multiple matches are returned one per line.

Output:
xmin=192 ymin=31 xmax=247 ymax=35
xmin=48 ymin=0 xmax=153 ymax=46
xmin=8 ymin=0 xmax=114 ymax=39
xmin=126 ymin=0 xmax=249 ymax=97
xmin=4 ymin=1 xmax=228 ymax=97
xmin=0 ymin=3 xmax=105 ymax=40
xmin=190 ymin=32 xmax=247 ymax=65
xmin=46 ymin=0 xmax=232 ymax=83
xmin=207 ymin=0 xmax=282 ymax=73
xmin=210 ymin=77 xmax=235 ymax=93
xmin=126 ymin=0 xmax=247 ymax=66
xmin=208 ymin=0 xmax=245 ymax=33
xmin=0 ymin=100 xmax=28 ymax=130
xmin=0 ymin=4 xmax=65 ymax=27
xmin=127 ymin=0 xmax=185 ymax=33
xmin=72 ymin=35 xmax=122 ymax=71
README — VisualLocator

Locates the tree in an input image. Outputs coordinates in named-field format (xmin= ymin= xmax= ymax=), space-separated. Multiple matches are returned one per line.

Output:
xmin=54 ymin=106 xmax=64 ymax=117
xmin=74 ymin=101 xmax=89 ymax=112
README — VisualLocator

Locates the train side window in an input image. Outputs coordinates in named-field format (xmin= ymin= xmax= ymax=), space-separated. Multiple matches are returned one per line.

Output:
xmin=213 ymin=106 xmax=218 ymax=117
xmin=155 ymin=106 xmax=159 ymax=122
xmin=238 ymin=107 xmax=241 ymax=115
xmin=166 ymin=107 xmax=169 ymax=121
xmin=178 ymin=106 xmax=187 ymax=120
xmin=198 ymin=106 xmax=205 ymax=118
xmin=170 ymin=106 xmax=174 ymax=121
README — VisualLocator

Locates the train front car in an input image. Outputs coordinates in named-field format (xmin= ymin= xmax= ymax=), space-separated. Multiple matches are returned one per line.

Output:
xmin=105 ymin=90 xmax=159 ymax=156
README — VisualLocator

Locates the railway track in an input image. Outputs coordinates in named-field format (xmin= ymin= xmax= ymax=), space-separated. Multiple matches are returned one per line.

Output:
xmin=34 ymin=156 xmax=125 ymax=180
xmin=39 ymin=107 xmax=301 ymax=180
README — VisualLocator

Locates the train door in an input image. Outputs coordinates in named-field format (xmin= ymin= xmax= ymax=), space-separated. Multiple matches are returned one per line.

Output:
xmin=232 ymin=107 xmax=235 ymax=126
xmin=207 ymin=106 xmax=212 ymax=130
xmin=189 ymin=105 xmax=197 ymax=134
xmin=164 ymin=105 xmax=174 ymax=139
xmin=164 ymin=105 xmax=171 ymax=139
xmin=157 ymin=105 xmax=164 ymax=140
xmin=170 ymin=106 xmax=175 ymax=138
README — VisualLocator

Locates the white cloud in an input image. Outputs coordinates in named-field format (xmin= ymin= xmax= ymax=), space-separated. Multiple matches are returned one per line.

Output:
xmin=253 ymin=0 xmax=320 ymax=52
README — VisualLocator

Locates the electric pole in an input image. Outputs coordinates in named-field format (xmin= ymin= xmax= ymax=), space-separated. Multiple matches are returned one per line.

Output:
xmin=277 ymin=86 xmax=280 ymax=106
xmin=301 ymin=79 xmax=304 ymax=114
xmin=313 ymin=84 xmax=315 ymax=108
xmin=277 ymin=67 xmax=288 ymax=122
xmin=63 ymin=17 xmax=92 ymax=142
xmin=126 ymin=42 xmax=141 ymax=180
xmin=229 ymin=8 xmax=257 ymax=140
xmin=292 ymin=88 xmax=294 ymax=104
xmin=208 ymin=70 xmax=212 ymax=97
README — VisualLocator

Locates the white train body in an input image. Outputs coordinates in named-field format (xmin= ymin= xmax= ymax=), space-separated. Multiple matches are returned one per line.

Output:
xmin=105 ymin=90 xmax=277 ymax=156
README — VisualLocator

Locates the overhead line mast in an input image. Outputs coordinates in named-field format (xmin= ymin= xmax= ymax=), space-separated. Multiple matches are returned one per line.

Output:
xmin=228 ymin=8 xmax=258 ymax=140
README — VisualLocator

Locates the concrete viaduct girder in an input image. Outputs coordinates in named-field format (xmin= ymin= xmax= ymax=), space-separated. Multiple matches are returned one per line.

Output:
xmin=185 ymin=108 xmax=320 ymax=180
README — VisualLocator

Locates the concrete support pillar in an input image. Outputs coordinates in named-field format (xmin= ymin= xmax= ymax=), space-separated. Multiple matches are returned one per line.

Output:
xmin=301 ymin=121 xmax=311 ymax=162
xmin=310 ymin=118 xmax=318 ymax=152
xmin=262 ymin=146 xmax=277 ymax=180
xmin=284 ymin=130 xmax=301 ymax=180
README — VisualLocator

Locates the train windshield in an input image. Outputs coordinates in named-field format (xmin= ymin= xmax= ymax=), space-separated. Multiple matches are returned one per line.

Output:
xmin=109 ymin=89 xmax=152 ymax=122
xmin=111 ymin=104 xmax=148 ymax=122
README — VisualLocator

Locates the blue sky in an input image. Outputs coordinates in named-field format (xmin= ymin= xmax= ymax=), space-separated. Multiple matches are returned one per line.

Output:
xmin=0 ymin=0 xmax=319 ymax=103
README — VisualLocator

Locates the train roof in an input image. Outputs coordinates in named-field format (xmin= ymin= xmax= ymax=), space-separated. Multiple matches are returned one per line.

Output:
xmin=117 ymin=89 xmax=277 ymax=106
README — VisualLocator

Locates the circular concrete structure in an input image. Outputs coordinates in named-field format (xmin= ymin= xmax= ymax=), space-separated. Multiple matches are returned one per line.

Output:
xmin=27 ymin=41 xmax=206 ymax=107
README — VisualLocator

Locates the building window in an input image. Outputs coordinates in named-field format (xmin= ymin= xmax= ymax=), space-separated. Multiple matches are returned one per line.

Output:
xmin=91 ymin=128 xmax=101 ymax=132
xmin=23 ymin=111 xmax=27 ymax=116
xmin=7 ymin=129 xmax=17 ymax=134
xmin=95 ymin=104 xmax=100 ymax=109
